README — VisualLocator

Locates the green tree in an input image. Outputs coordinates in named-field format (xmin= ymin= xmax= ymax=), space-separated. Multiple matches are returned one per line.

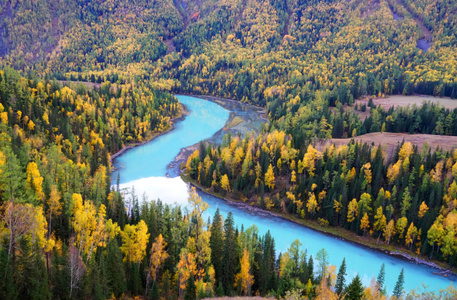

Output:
xmin=335 ymin=258 xmax=347 ymax=296
xmin=345 ymin=274 xmax=363 ymax=300
xmin=15 ymin=240 xmax=50 ymax=300
xmin=184 ymin=274 xmax=196 ymax=300
xmin=222 ymin=212 xmax=238 ymax=294
xmin=376 ymin=263 xmax=385 ymax=293
xmin=106 ymin=239 xmax=126 ymax=297
xmin=392 ymin=268 xmax=405 ymax=299
xmin=316 ymin=248 xmax=329 ymax=279
xmin=210 ymin=208 xmax=224 ymax=285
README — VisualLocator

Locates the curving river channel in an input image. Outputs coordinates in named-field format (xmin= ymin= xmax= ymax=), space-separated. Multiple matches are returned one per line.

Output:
xmin=112 ymin=95 xmax=456 ymax=294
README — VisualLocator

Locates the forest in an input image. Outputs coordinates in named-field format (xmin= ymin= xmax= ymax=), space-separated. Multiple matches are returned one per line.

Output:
xmin=1 ymin=0 xmax=457 ymax=298
xmin=0 ymin=67 xmax=441 ymax=299
xmin=185 ymin=130 xmax=457 ymax=267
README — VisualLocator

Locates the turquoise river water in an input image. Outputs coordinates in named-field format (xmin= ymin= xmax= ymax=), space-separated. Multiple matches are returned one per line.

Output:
xmin=112 ymin=95 xmax=456 ymax=294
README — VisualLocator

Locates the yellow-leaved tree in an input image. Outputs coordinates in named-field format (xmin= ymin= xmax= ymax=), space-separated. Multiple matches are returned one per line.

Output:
xmin=265 ymin=164 xmax=275 ymax=189
xmin=177 ymin=251 xmax=197 ymax=298
xmin=347 ymin=199 xmax=358 ymax=223
xmin=220 ymin=174 xmax=230 ymax=193
xmin=71 ymin=193 xmax=108 ymax=262
xmin=146 ymin=233 xmax=169 ymax=295
xmin=26 ymin=161 xmax=43 ymax=201
xmin=120 ymin=220 xmax=149 ymax=263
xmin=360 ymin=213 xmax=370 ymax=235
xmin=235 ymin=248 xmax=254 ymax=296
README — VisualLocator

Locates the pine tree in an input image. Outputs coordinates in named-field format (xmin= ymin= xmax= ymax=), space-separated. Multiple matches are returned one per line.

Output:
xmin=0 ymin=247 xmax=16 ymax=300
xmin=222 ymin=212 xmax=238 ymax=294
xmin=216 ymin=282 xmax=224 ymax=297
xmin=184 ymin=275 xmax=196 ymax=300
xmin=84 ymin=255 xmax=104 ymax=300
xmin=106 ymin=239 xmax=126 ymax=297
xmin=210 ymin=208 xmax=224 ymax=285
xmin=392 ymin=268 xmax=405 ymax=299
xmin=16 ymin=240 xmax=50 ymax=300
xmin=308 ymin=255 xmax=314 ymax=283
xmin=376 ymin=263 xmax=385 ymax=293
xmin=335 ymin=258 xmax=347 ymax=296
xmin=345 ymin=274 xmax=363 ymax=300
xmin=150 ymin=280 xmax=160 ymax=300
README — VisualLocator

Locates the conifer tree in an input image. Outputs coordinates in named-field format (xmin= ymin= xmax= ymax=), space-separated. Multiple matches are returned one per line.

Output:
xmin=0 ymin=248 xmax=16 ymax=300
xmin=345 ymin=274 xmax=363 ymax=300
xmin=222 ymin=212 xmax=238 ymax=294
xmin=16 ymin=240 xmax=50 ymax=300
xmin=308 ymin=255 xmax=314 ymax=283
xmin=106 ymin=239 xmax=126 ymax=297
xmin=376 ymin=263 xmax=385 ymax=293
xmin=210 ymin=208 xmax=224 ymax=285
xmin=84 ymin=255 xmax=104 ymax=300
xmin=184 ymin=275 xmax=196 ymax=300
xmin=392 ymin=268 xmax=405 ymax=299
xmin=335 ymin=258 xmax=347 ymax=296
xmin=150 ymin=280 xmax=160 ymax=300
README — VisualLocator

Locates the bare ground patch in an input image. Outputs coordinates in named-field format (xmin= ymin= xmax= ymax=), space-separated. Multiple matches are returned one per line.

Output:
xmin=358 ymin=95 xmax=457 ymax=110
xmin=57 ymin=80 xmax=101 ymax=90
xmin=335 ymin=95 xmax=457 ymax=121
xmin=317 ymin=132 xmax=457 ymax=159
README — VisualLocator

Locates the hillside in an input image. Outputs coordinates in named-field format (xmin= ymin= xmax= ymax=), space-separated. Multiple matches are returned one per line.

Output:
xmin=1 ymin=0 xmax=457 ymax=105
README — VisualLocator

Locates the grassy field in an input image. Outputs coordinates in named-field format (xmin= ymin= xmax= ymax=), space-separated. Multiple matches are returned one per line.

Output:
xmin=358 ymin=95 xmax=457 ymax=110
xmin=337 ymin=95 xmax=457 ymax=120
xmin=317 ymin=132 xmax=457 ymax=159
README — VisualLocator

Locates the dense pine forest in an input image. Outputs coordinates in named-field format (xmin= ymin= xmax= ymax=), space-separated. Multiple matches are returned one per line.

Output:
xmin=1 ymin=0 xmax=457 ymax=299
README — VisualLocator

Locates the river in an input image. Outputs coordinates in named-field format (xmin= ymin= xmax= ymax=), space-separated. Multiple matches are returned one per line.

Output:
xmin=112 ymin=95 xmax=456 ymax=294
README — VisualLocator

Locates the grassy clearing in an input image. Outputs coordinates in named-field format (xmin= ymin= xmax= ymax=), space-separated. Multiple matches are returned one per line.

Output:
xmin=317 ymin=132 xmax=457 ymax=159
xmin=228 ymin=116 xmax=244 ymax=128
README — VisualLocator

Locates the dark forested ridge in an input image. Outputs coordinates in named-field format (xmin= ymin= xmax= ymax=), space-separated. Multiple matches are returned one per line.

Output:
xmin=1 ymin=0 xmax=457 ymax=299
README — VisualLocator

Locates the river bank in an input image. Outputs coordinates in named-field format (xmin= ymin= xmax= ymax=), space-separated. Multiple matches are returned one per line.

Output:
xmin=112 ymin=94 xmax=456 ymax=292
xmin=166 ymin=95 xmax=267 ymax=176
xmin=182 ymin=172 xmax=456 ymax=278
xmin=110 ymin=103 xmax=189 ymax=162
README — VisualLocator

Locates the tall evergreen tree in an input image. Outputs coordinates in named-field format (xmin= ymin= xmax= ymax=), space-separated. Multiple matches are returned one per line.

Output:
xmin=335 ymin=257 xmax=347 ymax=297
xmin=210 ymin=208 xmax=224 ymax=285
xmin=392 ymin=268 xmax=405 ymax=299
xmin=376 ymin=263 xmax=386 ymax=293
xmin=345 ymin=274 xmax=363 ymax=300
xmin=106 ymin=239 xmax=126 ymax=297
xmin=84 ymin=255 xmax=104 ymax=300
xmin=308 ymin=255 xmax=314 ymax=283
xmin=0 ymin=247 xmax=16 ymax=300
xmin=150 ymin=280 xmax=160 ymax=300
xmin=50 ymin=247 xmax=69 ymax=300
xmin=15 ymin=240 xmax=50 ymax=300
xmin=222 ymin=212 xmax=238 ymax=294
xmin=184 ymin=275 xmax=196 ymax=300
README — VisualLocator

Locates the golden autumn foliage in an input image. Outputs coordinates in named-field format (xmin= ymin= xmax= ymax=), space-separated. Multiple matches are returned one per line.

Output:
xmin=265 ymin=164 xmax=276 ymax=190
xmin=149 ymin=234 xmax=169 ymax=281
xmin=347 ymin=198 xmax=358 ymax=223
xmin=235 ymin=248 xmax=254 ymax=296
xmin=120 ymin=220 xmax=150 ymax=263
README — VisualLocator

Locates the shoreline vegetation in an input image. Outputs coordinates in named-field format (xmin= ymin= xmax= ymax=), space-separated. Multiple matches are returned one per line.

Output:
xmin=182 ymin=173 xmax=457 ymax=279
xmin=110 ymin=102 xmax=190 ymax=162
xmin=171 ymin=95 xmax=457 ymax=279
xmin=110 ymin=93 xmax=457 ymax=279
